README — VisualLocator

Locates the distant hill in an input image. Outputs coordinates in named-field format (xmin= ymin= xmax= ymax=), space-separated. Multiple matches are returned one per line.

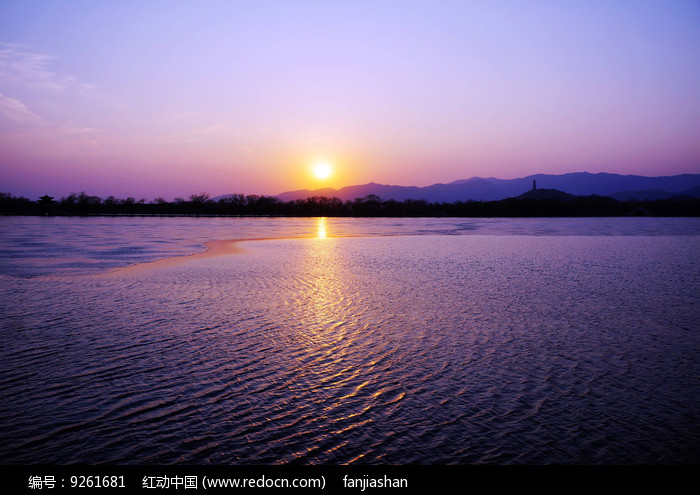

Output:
xmin=515 ymin=188 xmax=575 ymax=200
xmin=610 ymin=189 xmax=676 ymax=201
xmin=610 ymin=185 xmax=700 ymax=201
xmin=273 ymin=172 xmax=700 ymax=203
xmin=673 ymin=185 xmax=700 ymax=199
xmin=276 ymin=182 xmax=429 ymax=203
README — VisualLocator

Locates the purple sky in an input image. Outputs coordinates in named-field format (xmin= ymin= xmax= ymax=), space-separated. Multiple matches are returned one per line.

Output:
xmin=1 ymin=1 xmax=699 ymax=200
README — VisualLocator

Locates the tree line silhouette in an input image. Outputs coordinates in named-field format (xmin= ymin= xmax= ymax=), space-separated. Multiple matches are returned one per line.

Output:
xmin=1 ymin=191 xmax=699 ymax=217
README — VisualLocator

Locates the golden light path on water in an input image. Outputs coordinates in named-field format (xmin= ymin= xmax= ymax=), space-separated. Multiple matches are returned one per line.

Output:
xmin=317 ymin=217 xmax=328 ymax=239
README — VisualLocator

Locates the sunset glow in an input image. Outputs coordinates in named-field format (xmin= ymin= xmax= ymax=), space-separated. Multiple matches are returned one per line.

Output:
xmin=0 ymin=1 xmax=698 ymax=201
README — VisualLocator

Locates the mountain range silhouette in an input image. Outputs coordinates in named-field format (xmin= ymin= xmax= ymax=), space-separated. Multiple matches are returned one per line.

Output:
xmin=270 ymin=172 xmax=700 ymax=203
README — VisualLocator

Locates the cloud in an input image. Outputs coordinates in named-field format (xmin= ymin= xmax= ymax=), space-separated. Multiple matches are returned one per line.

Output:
xmin=0 ymin=92 xmax=102 ymax=154
xmin=0 ymin=93 xmax=48 ymax=125
xmin=0 ymin=43 xmax=88 ymax=93
xmin=0 ymin=44 xmax=106 ymax=145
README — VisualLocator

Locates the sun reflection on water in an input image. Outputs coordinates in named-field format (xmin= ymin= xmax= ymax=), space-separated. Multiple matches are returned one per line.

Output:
xmin=316 ymin=217 xmax=328 ymax=239
xmin=285 ymin=226 xmax=406 ymax=462
xmin=291 ymin=217 xmax=358 ymax=384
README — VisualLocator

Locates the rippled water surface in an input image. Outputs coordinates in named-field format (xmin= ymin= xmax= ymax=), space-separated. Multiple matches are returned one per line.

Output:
xmin=1 ymin=217 xmax=699 ymax=464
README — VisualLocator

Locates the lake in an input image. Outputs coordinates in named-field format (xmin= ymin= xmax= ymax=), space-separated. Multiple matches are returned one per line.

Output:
xmin=1 ymin=216 xmax=699 ymax=464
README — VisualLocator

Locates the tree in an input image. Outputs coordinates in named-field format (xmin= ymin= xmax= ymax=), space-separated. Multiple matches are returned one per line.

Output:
xmin=189 ymin=192 xmax=210 ymax=203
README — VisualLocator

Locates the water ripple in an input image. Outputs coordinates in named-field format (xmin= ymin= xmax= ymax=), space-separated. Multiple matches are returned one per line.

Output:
xmin=1 ymin=229 xmax=699 ymax=464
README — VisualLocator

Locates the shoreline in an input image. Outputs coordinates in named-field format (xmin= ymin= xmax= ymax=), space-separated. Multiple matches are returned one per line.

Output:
xmin=105 ymin=239 xmax=247 ymax=276
xmin=104 ymin=235 xmax=343 ymax=276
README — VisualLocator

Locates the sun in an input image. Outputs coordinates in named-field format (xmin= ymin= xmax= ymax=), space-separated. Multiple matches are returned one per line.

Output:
xmin=313 ymin=161 xmax=332 ymax=180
